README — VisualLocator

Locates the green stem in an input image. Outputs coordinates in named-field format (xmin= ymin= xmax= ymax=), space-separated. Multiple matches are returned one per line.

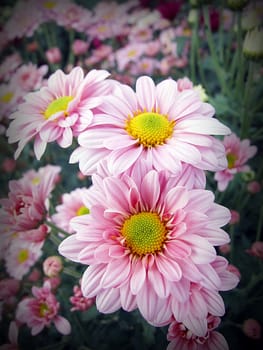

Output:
xmin=63 ymin=266 xmax=81 ymax=279
xmin=45 ymin=220 xmax=71 ymax=237
xmin=235 ymin=10 xmax=245 ymax=97
xmin=240 ymin=60 xmax=254 ymax=138
xmin=190 ymin=15 xmax=199 ymax=83
xmin=67 ymin=29 xmax=75 ymax=66
xmin=256 ymin=205 xmax=263 ymax=241
xmin=203 ymin=6 xmax=228 ymax=95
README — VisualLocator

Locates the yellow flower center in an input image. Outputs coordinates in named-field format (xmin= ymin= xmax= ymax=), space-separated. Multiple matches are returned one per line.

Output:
xmin=43 ymin=1 xmax=56 ymax=9
xmin=1 ymin=92 xmax=14 ymax=103
xmin=44 ymin=96 xmax=73 ymax=120
xmin=121 ymin=212 xmax=167 ymax=256
xmin=227 ymin=152 xmax=237 ymax=169
xmin=17 ymin=249 xmax=29 ymax=264
xmin=76 ymin=205 xmax=90 ymax=216
xmin=39 ymin=302 xmax=50 ymax=317
xmin=127 ymin=49 xmax=137 ymax=58
xmin=32 ymin=176 xmax=40 ymax=185
xmin=125 ymin=111 xmax=174 ymax=147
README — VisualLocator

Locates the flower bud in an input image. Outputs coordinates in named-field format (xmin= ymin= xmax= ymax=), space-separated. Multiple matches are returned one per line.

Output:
xmin=242 ymin=319 xmax=261 ymax=339
xmin=243 ymin=27 xmax=263 ymax=61
xmin=43 ymin=256 xmax=63 ymax=277
xmin=227 ymin=0 xmax=248 ymax=11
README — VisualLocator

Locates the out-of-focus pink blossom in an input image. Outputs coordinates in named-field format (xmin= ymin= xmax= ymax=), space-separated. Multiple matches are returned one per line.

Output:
xmin=45 ymin=47 xmax=62 ymax=64
xmin=43 ymin=256 xmax=63 ymax=277
xmin=16 ymin=281 xmax=71 ymax=335
xmin=19 ymin=224 xmax=49 ymax=243
xmin=10 ymin=63 xmax=48 ymax=92
xmin=70 ymin=283 xmax=95 ymax=312
xmin=247 ymin=181 xmax=261 ymax=193
xmin=72 ymin=39 xmax=89 ymax=56
xmin=242 ymin=319 xmax=262 ymax=339
xmin=44 ymin=276 xmax=61 ymax=290
xmin=0 ymin=279 xmax=20 ymax=303
xmin=2 ymin=158 xmax=16 ymax=173
xmin=246 ymin=241 xmax=263 ymax=260
xmin=0 ymin=321 xmax=19 ymax=350
xmin=219 ymin=243 xmax=231 ymax=255
xmin=27 ymin=268 xmax=41 ymax=282
xmin=229 ymin=210 xmax=240 ymax=225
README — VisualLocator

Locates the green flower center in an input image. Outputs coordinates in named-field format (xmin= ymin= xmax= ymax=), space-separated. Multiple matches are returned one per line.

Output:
xmin=39 ymin=302 xmax=50 ymax=317
xmin=121 ymin=212 xmax=167 ymax=256
xmin=44 ymin=96 xmax=73 ymax=120
xmin=227 ymin=152 xmax=237 ymax=169
xmin=76 ymin=205 xmax=90 ymax=216
xmin=17 ymin=249 xmax=29 ymax=263
xmin=125 ymin=112 xmax=174 ymax=147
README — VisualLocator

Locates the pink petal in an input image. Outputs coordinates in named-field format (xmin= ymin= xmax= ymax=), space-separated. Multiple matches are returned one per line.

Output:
xmin=96 ymin=288 xmax=121 ymax=313
xmin=53 ymin=316 xmax=71 ymax=335
xmin=81 ymin=265 xmax=105 ymax=298
xmin=58 ymin=235 xmax=83 ymax=262
xmin=140 ymin=170 xmax=160 ymax=209
xmin=100 ymin=257 xmax=130 ymax=288
xmin=147 ymin=263 xmax=171 ymax=298
xmin=183 ymin=316 xmax=207 ymax=337
xmin=107 ymin=146 xmax=143 ymax=174
xmin=120 ymin=281 xmax=137 ymax=312
xmin=130 ymin=260 xmax=146 ymax=294
xmin=136 ymin=76 xmax=155 ymax=111
xmin=165 ymin=186 xmax=188 ymax=213
xmin=156 ymin=254 xmax=182 ymax=281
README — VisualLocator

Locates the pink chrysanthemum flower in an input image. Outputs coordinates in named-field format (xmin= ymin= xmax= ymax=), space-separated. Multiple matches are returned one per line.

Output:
xmin=0 ymin=165 xmax=60 ymax=235
xmin=59 ymin=168 xmax=238 ymax=335
xmin=6 ymin=67 xmax=112 ymax=160
xmin=70 ymin=282 xmax=95 ymax=312
xmin=16 ymin=280 xmax=71 ymax=335
xmin=10 ymin=63 xmax=48 ymax=92
xmin=70 ymin=76 xmax=230 ymax=176
xmin=5 ymin=239 xmax=43 ymax=280
xmin=167 ymin=315 xmax=229 ymax=350
xmin=51 ymin=188 xmax=91 ymax=234
xmin=214 ymin=133 xmax=257 ymax=191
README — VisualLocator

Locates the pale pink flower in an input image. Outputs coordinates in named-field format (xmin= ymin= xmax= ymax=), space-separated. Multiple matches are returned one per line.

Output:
xmin=0 ymin=81 xmax=25 ymax=117
xmin=19 ymin=224 xmax=49 ymax=243
xmin=144 ymin=40 xmax=161 ymax=56
xmin=7 ymin=67 xmax=112 ymax=160
xmin=70 ymin=75 xmax=230 ymax=176
xmin=5 ymin=239 xmax=43 ymax=280
xmin=167 ymin=315 xmax=229 ymax=350
xmin=214 ymin=133 xmax=257 ymax=191
xmin=0 ymin=165 xmax=60 ymax=235
xmin=242 ymin=319 xmax=261 ymax=339
xmin=0 ymin=53 xmax=22 ymax=82
xmin=177 ymin=77 xmax=194 ymax=91
xmin=43 ymin=256 xmax=63 ymax=277
xmin=45 ymin=47 xmax=62 ymax=64
xmin=114 ymin=43 xmax=147 ymax=71
xmin=2 ymin=158 xmax=16 ymax=173
xmin=16 ymin=281 xmax=71 ymax=335
xmin=72 ymin=39 xmax=89 ymax=56
xmin=130 ymin=57 xmax=158 ymax=75
xmin=44 ymin=276 xmax=61 ymax=290
xmin=70 ymin=282 xmax=95 ymax=312
xmin=51 ymin=188 xmax=91 ymax=234
xmin=10 ymin=63 xmax=48 ymax=92
xmin=59 ymin=168 xmax=236 ymax=334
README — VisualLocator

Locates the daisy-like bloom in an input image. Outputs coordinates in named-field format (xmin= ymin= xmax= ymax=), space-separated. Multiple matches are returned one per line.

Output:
xmin=6 ymin=66 xmax=112 ymax=160
xmin=51 ymin=188 xmax=91 ymax=234
xmin=70 ymin=75 xmax=230 ymax=176
xmin=167 ymin=315 xmax=229 ymax=350
xmin=5 ymin=239 xmax=43 ymax=280
xmin=59 ymin=168 xmax=239 ymax=335
xmin=214 ymin=133 xmax=257 ymax=191
xmin=10 ymin=63 xmax=48 ymax=92
xmin=16 ymin=280 xmax=71 ymax=336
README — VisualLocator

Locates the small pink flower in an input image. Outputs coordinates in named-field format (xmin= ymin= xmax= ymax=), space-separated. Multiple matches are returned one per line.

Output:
xmin=214 ymin=133 xmax=257 ymax=191
xmin=10 ymin=63 xmax=48 ymax=92
xmin=44 ymin=276 xmax=61 ymax=290
xmin=7 ymin=67 xmax=112 ymax=160
xmin=72 ymin=39 xmax=89 ymax=56
xmin=16 ymin=281 xmax=71 ymax=335
xmin=246 ymin=241 xmax=263 ymax=260
xmin=5 ymin=239 xmax=43 ymax=280
xmin=242 ymin=319 xmax=261 ymax=339
xmin=167 ymin=315 xmax=229 ymax=350
xmin=229 ymin=210 xmax=240 ymax=225
xmin=45 ymin=47 xmax=62 ymax=64
xmin=43 ymin=256 xmax=63 ymax=277
xmin=247 ymin=181 xmax=261 ymax=194
xmin=0 ymin=279 xmax=20 ymax=303
xmin=70 ymin=282 xmax=95 ymax=312
xmin=27 ymin=268 xmax=41 ymax=282
xmin=51 ymin=187 xmax=90 ymax=234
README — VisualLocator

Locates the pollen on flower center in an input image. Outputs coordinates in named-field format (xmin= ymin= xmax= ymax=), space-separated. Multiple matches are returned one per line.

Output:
xmin=76 ymin=205 xmax=90 ymax=216
xmin=227 ymin=152 xmax=237 ymax=169
xmin=1 ymin=92 xmax=14 ymax=103
xmin=39 ymin=302 xmax=50 ymax=317
xmin=120 ymin=211 xmax=167 ymax=256
xmin=125 ymin=111 xmax=174 ymax=147
xmin=18 ymin=249 xmax=29 ymax=263
xmin=44 ymin=96 xmax=73 ymax=120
